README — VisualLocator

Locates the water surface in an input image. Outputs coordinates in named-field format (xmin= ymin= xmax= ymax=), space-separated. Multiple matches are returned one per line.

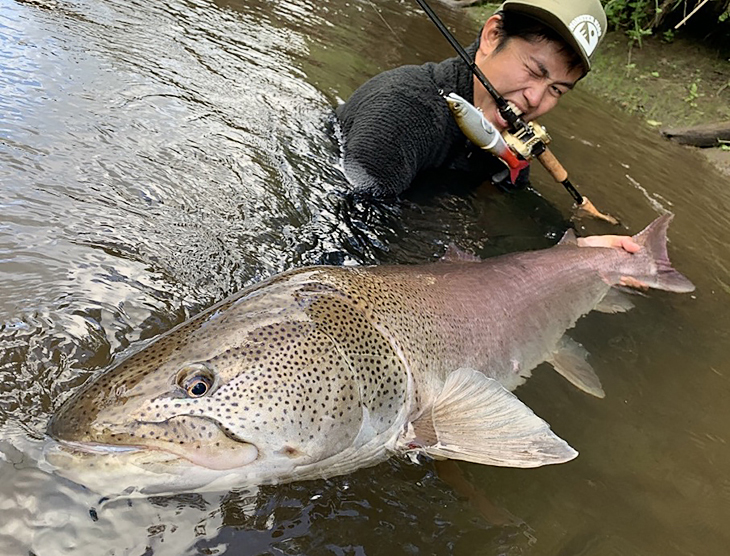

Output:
xmin=1 ymin=0 xmax=729 ymax=554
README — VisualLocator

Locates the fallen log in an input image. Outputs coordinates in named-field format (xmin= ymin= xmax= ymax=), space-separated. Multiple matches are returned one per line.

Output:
xmin=660 ymin=121 xmax=730 ymax=148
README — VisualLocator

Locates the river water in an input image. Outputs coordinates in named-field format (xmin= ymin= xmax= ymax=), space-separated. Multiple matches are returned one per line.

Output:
xmin=1 ymin=0 xmax=728 ymax=554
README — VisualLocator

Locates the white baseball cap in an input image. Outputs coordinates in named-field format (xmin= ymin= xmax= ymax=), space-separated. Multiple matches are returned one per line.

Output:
xmin=499 ymin=0 xmax=607 ymax=71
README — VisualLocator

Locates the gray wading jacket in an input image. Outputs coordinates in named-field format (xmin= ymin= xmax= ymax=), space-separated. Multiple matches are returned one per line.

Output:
xmin=335 ymin=41 xmax=529 ymax=198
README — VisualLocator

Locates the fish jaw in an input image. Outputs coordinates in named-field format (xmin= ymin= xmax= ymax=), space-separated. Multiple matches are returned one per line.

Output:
xmin=45 ymin=399 xmax=254 ymax=494
xmin=43 ymin=402 xmax=408 ymax=495
xmin=41 ymin=437 xmax=258 ymax=496
xmin=45 ymin=413 xmax=269 ymax=495
xmin=49 ymin=411 xmax=260 ymax=471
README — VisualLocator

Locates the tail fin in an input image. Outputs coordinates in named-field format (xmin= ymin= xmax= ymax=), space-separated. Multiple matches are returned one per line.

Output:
xmin=632 ymin=214 xmax=695 ymax=293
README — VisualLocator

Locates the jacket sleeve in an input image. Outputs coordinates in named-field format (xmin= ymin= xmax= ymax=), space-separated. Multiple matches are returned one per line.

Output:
xmin=335 ymin=67 xmax=455 ymax=198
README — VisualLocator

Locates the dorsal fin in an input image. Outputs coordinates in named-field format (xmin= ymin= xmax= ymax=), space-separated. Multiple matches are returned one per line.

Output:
xmin=558 ymin=229 xmax=579 ymax=246
xmin=441 ymin=244 xmax=481 ymax=263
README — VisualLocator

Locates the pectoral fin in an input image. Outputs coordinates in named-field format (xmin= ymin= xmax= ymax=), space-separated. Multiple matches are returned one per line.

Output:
xmin=547 ymin=335 xmax=605 ymax=398
xmin=594 ymin=288 xmax=635 ymax=313
xmin=407 ymin=368 xmax=577 ymax=468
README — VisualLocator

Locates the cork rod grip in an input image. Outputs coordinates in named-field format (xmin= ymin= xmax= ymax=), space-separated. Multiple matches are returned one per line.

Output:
xmin=536 ymin=148 xmax=568 ymax=183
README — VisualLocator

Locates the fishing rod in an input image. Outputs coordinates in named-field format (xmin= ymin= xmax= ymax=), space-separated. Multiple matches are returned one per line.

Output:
xmin=412 ymin=0 xmax=522 ymax=131
xmin=412 ymin=0 xmax=564 ymax=178
xmin=412 ymin=0 xmax=619 ymax=224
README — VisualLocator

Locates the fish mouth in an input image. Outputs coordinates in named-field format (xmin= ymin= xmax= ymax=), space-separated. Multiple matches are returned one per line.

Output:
xmin=51 ymin=439 xmax=186 ymax=468
xmin=51 ymin=418 xmax=260 ymax=471
xmin=54 ymin=440 xmax=151 ymax=456
xmin=53 ymin=438 xmax=259 ymax=470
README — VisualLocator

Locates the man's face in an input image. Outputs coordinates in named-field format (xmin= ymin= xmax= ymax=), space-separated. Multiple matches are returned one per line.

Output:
xmin=474 ymin=17 xmax=585 ymax=132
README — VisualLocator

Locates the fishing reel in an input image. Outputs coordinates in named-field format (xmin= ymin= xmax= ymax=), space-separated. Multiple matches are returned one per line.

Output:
xmin=495 ymin=100 xmax=552 ymax=161
xmin=502 ymin=120 xmax=552 ymax=161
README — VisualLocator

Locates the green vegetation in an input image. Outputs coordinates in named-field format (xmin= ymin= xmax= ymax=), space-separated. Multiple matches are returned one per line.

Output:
xmin=603 ymin=0 xmax=730 ymax=49
xmin=472 ymin=1 xmax=730 ymax=49
xmin=584 ymin=32 xmax=729 ymax=127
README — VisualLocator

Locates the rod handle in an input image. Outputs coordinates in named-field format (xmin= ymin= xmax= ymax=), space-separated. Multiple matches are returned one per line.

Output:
xmin=536 ymin=148 xmax=568 ymax=182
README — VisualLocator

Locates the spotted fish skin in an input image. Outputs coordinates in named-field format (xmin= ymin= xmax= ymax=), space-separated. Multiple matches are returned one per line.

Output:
xmin=48 ymin=269 xmax=413 ymax=489
xmin=47 ymin=215 xmax=694 ymax=494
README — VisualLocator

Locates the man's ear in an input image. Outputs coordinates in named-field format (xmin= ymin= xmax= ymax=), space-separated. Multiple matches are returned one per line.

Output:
xmin=478 ymin=15 xmax=503 ymax=58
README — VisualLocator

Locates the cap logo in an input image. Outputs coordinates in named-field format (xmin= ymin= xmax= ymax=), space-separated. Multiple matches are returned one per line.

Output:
xmin=568 ymin=14 xmax=602 ymax=58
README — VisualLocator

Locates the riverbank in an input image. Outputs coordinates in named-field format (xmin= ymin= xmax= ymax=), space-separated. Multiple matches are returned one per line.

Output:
xmin=587 ymin=32 xmax=730 ymax=176
xmin=466 ymin=4 xmax=730 ymax=175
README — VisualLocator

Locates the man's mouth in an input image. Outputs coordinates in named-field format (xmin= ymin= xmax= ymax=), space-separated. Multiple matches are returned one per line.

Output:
xmin=507 ymin=101 xmax=524 ymax=117
xmin=495 ymin=101 xmax=526 ymax=132
xmin=494 ymin=109 xmax=509 ymax=132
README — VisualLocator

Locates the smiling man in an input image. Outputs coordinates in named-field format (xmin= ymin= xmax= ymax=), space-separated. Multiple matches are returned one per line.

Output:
xmin=335 ymin=0 xmax=607 ymax=197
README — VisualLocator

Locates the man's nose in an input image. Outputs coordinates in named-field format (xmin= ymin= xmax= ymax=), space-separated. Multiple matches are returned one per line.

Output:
xmin=523 ymin=84 xmax=547 ymax=110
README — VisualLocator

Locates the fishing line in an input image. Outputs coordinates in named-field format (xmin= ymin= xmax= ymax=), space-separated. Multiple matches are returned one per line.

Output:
xmin=365 ymin=0 xmax=405 ymax=45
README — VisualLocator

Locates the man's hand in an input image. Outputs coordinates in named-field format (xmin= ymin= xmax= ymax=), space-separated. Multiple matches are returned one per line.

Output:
xmin=577 ymin=235 xmax=649 ymax=289
xmin=576 ymin=235 xmax=641 ymax=253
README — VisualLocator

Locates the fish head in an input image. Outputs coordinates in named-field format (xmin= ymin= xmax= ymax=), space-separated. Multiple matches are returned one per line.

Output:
xmin=46 ymin=279 xmax=384 ymax=493
xmin=48 ymin=355 xmax=260 ymax=475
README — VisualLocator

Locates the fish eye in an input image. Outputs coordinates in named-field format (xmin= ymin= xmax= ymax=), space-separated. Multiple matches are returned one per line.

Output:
xmin=176 ymin=364 xmax=216 ymax=399
xmin=187 ymin=378 xmax=210 ymax=398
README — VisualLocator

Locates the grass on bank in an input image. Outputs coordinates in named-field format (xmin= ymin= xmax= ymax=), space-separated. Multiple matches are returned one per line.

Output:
xmin=586 ymin=33 xmax=730 ymax=129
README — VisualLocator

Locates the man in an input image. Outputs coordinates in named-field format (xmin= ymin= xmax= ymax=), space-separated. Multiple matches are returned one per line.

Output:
xmin=336 ymin=0 xmax=638 ymax=251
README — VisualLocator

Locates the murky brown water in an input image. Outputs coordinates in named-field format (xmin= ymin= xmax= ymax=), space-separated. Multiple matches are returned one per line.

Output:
xmin=1 ymin=0 xmax=729 ymax=554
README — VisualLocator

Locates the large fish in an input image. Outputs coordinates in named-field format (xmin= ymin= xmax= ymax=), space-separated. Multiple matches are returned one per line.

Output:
xmin=45 ymin=215 xmax=694 ymax=495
